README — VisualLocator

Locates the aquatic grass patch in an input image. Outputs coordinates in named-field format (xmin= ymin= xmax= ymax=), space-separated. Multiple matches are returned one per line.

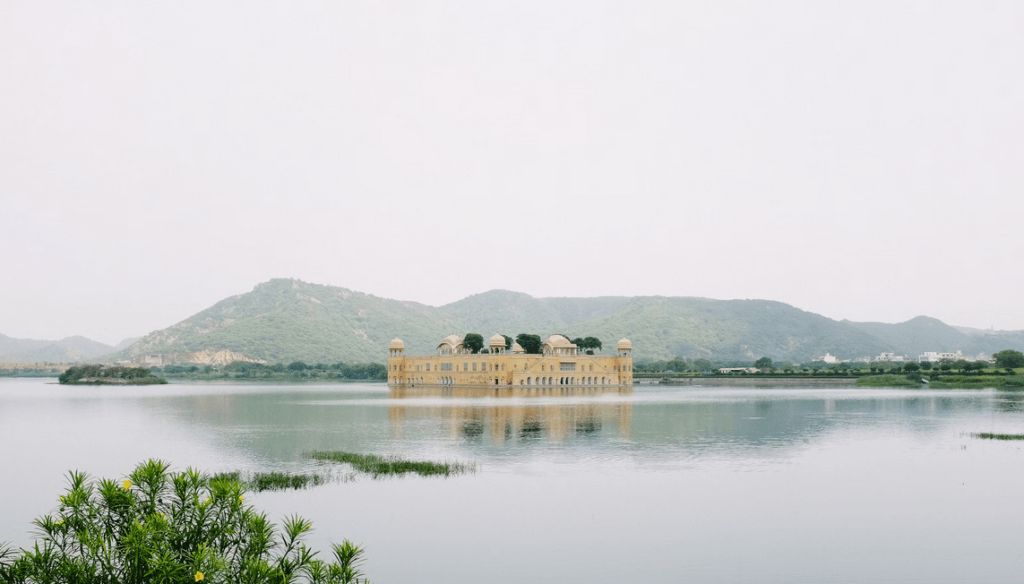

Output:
xmin=971 ymin=432 xmax=1024 ymax=440
xmin=251 ymin=471 xmax=325 ymax=491
xmin=211 ymin=470 xmax=329 ymax=492
xmin=305 ymin=451 xmax=476 ymax=478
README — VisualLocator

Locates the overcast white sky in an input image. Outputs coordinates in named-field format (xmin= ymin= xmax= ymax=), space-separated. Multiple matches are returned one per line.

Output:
xmin=2 ymin=1 xmax=1022 ymax=345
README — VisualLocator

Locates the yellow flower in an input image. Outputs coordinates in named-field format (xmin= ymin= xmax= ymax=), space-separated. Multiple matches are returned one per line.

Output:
xmin=55 ymin=518 xmax=63 ymax=525
xmin=122 ymin=480 xmax=132 ymax=490
xmin=195 ymin=571 xmax=204 ymax=581
xmin=238 ymin=496 xmax=244 ymax=503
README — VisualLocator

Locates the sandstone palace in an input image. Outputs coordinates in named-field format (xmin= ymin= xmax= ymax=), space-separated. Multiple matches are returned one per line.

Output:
xmin=386 ymin=334 xmax=633 ymax=388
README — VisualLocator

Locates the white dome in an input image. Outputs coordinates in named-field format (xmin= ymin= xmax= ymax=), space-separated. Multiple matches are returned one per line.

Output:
xmin=544 ymin=334 xmax=574 ymax=348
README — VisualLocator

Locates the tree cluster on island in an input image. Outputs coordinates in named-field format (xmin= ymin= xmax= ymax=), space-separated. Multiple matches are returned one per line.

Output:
xmin=58 ymin=365 xmax=167 ymax=385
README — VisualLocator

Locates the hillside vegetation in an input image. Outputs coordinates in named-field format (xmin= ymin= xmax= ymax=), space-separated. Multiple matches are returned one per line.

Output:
xmin=117 ymin=279 xmax=1024 ymax=365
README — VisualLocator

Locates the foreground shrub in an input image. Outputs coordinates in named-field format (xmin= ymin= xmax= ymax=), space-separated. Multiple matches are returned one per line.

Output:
xmin=0 ymin=460 xmax=369 ymax=584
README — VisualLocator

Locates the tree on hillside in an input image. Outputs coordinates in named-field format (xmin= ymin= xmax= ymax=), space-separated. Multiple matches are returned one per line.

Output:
xmin=515 ymin=334 xmax=542 ymax=355
xmin=287 ymin=361 xmax=308 ymax=371
xmin=692 ymin=358 xmax=713 ymax=372
xmin=754 ymin=357 xmax=773 ymax=371
xmin=903 ymin=362 xmax=920 ymax=372
xmin=994 ymin=350 xmax=1024 ymax=369
xmin=667 ymin=357 xmax=687 ymax=372
xmin=463 ymin=333 xmax=484 ymax=354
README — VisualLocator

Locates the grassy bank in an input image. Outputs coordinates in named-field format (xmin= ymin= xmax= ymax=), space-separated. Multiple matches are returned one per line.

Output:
xmin=855 ymin=374 xmax=922 ymax=388
xmin=927 ymin=375 xmax=1024 ymax=389
xmin=928 ymin=375 xmax=1016 ymax=389
xmin=306 ymin=451 xmax=476 ymax=478
xmin=856 ymin=373 xmax=1024 ymax=389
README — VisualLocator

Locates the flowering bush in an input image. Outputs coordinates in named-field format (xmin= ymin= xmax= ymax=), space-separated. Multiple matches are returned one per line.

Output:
xmin=0 ymin=460 xmax=369 ymax=584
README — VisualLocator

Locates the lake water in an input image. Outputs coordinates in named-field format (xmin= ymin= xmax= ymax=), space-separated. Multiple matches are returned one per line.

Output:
xmin=3 ymin=378 xmax=1024 ymax=583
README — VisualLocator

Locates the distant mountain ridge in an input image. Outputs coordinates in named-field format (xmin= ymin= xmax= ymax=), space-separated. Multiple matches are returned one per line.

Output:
xmin=114 ymin=278 xmax=1024 ymax=365
xmin=0 ymin=333 xmax=119 ymax=363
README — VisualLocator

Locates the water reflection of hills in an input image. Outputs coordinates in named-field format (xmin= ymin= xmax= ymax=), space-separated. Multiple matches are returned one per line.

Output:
xmin=388 ymin=386 xmax=633 ymax=444
xmin=140 ymin=385 xmax=1012 ymax=464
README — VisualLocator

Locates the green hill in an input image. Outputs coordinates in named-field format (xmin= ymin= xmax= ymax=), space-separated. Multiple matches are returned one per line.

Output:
xmin=118 ymin=278 xmax=1024 ymax=365
xmin=846 ymin=316 xmax=1024 ymax=359
xmin=846 ymin=316 xmax=970 ymax=356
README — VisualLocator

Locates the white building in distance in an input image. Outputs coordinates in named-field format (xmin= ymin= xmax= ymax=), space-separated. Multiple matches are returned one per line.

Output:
xmin=918 ymin=350 xmax=966 ymax=363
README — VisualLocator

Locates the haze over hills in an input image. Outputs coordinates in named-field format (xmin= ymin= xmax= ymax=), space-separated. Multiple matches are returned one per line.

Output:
xmin=0 ymin=334 xmax=120 ymax=363
xmin=109 ymin=278 xmax=1024 ymax=366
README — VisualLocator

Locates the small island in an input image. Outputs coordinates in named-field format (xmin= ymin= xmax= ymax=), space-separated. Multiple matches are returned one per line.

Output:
xmin=58 ymin=364 xmax=167 ymax=385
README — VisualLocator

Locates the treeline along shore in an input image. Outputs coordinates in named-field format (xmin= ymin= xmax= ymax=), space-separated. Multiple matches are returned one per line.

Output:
xmin=635 ymin=350 xmax=1024 ymax=389
xmin=655 ymin=376 xmax=859 ymax=387
xmin=149 ymin=360 xmax=387 ymax=382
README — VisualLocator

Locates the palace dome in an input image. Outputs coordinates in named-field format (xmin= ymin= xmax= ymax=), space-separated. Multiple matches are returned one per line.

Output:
xmin=489 ymin=333 xmax=506 ymax=346
xmin=436 ymin=335 xmax=464 ymax=353
xmin=545 ymin=334 xmax=574 ymax=348
xmin=439 ymin=334 xmax=463 ymax=346
xmin=389 ymin=338 xmax=405 ymax=350
xmin=511 ymin=342 xmax=525 ymax=354
xmin=617 ymin=338 xmax=632 ymax=350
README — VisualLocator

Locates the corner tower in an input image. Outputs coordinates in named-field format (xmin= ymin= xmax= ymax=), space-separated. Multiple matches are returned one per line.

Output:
xmin=617 ymin=338 xmax=632 ymax=357
xmin=389 ymin=338 xmax=405 ymax=358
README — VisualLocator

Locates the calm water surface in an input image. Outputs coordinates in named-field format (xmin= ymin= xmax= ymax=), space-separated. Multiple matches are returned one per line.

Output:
xmin=3 ymin=378 xmax=1024 ymax=583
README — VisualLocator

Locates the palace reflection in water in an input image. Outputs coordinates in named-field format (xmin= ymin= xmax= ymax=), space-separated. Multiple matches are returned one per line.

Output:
xmin=387 ymin=385 xmax=634 ymax=443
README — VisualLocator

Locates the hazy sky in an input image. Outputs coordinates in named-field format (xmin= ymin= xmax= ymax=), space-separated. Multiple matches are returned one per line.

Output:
xmin=2 ymin=1 xmax=1022 ymax=345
